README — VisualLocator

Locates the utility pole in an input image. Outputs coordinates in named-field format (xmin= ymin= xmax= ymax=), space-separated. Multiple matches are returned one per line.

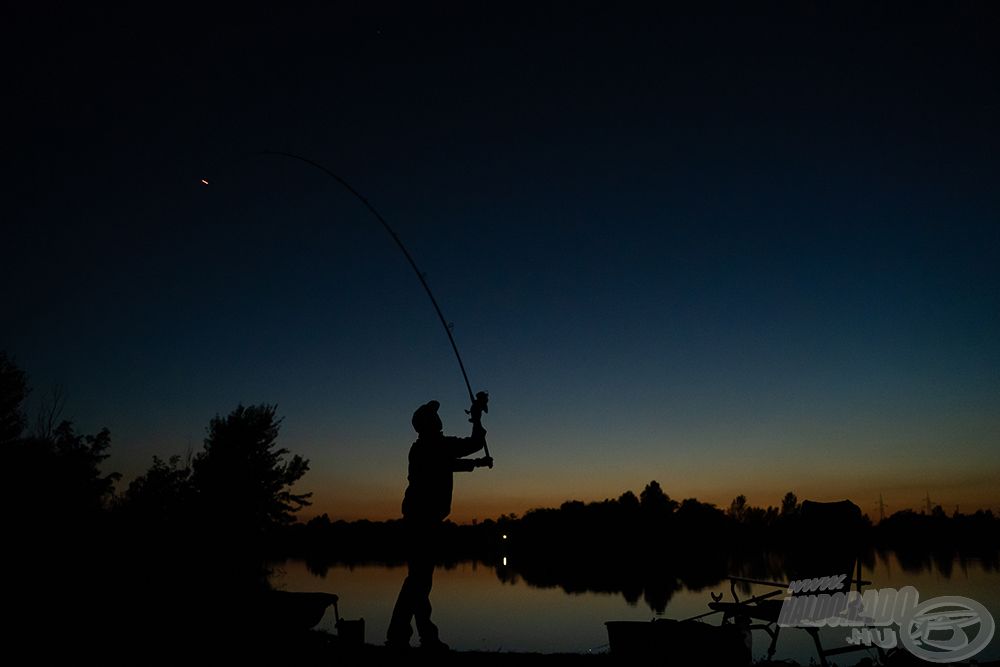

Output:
xmin=875 ymin=493 xmax=887 ymax=523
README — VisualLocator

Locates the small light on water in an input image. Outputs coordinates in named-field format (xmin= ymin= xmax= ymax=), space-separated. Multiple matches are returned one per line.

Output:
xmin=502 ymin=534 xmax=507 ymax=540
xmin=502 ymin=556 xmax=507 ymax=566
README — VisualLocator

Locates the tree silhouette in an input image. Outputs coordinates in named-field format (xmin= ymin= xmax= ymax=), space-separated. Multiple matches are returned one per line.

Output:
xmin=729 ymin=494 xmax=748 ymax=522
xmin=0 ymin=353 xmax=119 ymax=529
xmin=0 ymin=352 xmax=28 ymax=446
xmin=640 ymin=480 xmax=678 ymax=514
xmin=121 ymin=454 xmax=193 ymax=526
xmin=48 ymin=420 xmax=120 ymax=515
xmin=781 ymin=491 xmax=800 ymax=516
xmin=617 ymin=490 xmax=640 ymax=511
xmin=31 ymin=384 xmax=67 ymax=440
xmin=191 ymin=403 xmax=311 ymax=536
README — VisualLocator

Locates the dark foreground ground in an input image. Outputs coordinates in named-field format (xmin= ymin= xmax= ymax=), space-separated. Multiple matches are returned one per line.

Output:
xmin=277 ymin=632 xmax=999 ymax=667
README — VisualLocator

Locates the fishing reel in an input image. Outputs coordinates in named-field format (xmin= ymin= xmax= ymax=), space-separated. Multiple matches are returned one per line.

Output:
xmin=466 ymin=391 xmax=489 ymax=424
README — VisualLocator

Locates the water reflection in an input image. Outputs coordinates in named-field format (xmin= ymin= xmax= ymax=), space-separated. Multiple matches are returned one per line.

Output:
xmin=272 ymin=549 xmax=1000 ymax=661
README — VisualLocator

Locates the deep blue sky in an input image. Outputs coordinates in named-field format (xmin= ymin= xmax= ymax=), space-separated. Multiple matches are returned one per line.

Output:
xmin=5 ymin=3 xmax=999 ymax=520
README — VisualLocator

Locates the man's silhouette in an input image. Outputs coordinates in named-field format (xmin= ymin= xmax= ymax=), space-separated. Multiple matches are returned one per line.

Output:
xmin=386 ymin=399 xmax=492 ymax=650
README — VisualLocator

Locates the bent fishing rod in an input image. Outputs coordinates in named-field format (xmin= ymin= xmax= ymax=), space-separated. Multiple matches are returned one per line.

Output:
xmin=205 ymin=151 xmax=492 ymax=463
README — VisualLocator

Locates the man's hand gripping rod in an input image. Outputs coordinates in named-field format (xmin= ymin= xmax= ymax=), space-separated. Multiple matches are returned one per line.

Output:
xmin=467 ymin=391 xmax=492 ymax=468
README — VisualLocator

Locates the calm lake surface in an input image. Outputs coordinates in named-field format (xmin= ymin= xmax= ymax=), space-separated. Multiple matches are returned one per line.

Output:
xmin=271 ymin=552 xmax=1000 ymax=662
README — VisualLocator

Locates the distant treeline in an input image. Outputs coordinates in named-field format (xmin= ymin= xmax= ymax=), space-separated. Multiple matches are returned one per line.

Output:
xmin=284 ymin=482 xmax=1000 ymax=566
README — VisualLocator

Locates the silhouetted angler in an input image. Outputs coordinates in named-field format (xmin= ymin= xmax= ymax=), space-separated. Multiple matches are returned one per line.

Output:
xmin=387 ymin=399 xmax=492 ymax=650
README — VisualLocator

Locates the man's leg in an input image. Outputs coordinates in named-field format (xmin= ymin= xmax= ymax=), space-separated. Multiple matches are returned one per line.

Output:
xmin=408 ymin=551 xmax=440 ymax=643
xmin=387 ymin=521 xmax=421 ymax=645
xmin=386 ymin=570 xmax=416 ymax=645
xmin=387 ymin=519 xmax=446 ymax=647
xmin=410 ymin=519 xmax=444 ymax=645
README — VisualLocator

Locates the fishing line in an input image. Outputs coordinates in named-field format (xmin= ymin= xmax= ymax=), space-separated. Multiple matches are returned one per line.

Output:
xmin=203 ymin=152 xmax=490 ymax=456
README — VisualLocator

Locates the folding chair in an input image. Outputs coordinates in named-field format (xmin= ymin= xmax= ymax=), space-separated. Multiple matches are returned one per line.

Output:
xmin=693 ymin=500 xmax=886 ymax=666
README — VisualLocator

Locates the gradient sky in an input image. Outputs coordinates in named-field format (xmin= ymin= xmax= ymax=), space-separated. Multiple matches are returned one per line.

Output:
xmin=6 ymin=3 xmax=999 ymax=522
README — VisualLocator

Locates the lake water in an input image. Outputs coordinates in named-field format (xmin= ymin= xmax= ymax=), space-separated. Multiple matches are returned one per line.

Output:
xmin=271 ymin=552 xmax=1000 ymax=662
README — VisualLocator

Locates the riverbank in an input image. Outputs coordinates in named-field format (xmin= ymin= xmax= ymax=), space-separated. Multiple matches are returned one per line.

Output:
xmin=283 ymin=632 xmax=999 ymax=667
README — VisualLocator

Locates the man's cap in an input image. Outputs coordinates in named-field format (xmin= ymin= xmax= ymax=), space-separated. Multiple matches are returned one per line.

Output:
xmin=412 ymin=400 xmax=443 ymax=435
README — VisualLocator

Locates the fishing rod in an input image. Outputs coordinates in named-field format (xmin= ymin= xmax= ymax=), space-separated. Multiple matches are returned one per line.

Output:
xmin=204 ymin=151 xmax=491 ymax=462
